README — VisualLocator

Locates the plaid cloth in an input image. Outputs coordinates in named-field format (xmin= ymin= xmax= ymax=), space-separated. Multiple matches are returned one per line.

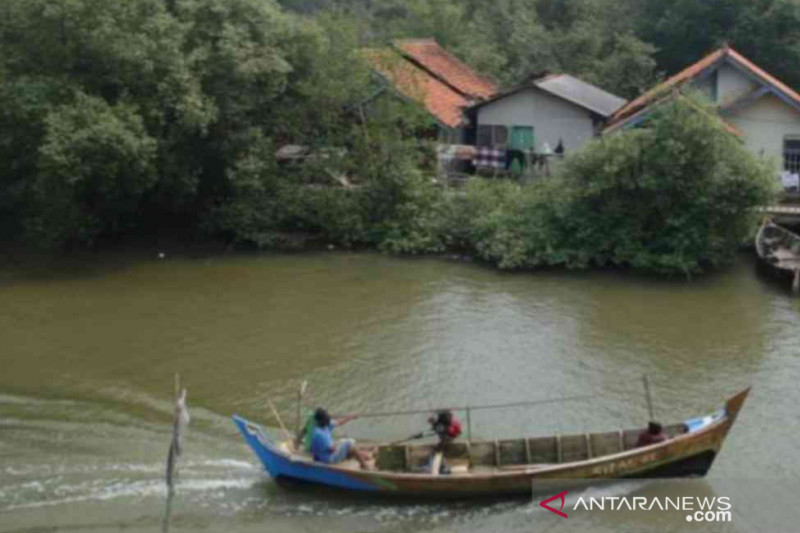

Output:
xmin=473 ymin=147 xmax=506 ymax=169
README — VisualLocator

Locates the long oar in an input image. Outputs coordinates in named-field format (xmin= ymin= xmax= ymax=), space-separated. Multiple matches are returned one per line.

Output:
xmin=334 ymin=394 xmax=596 ymax=420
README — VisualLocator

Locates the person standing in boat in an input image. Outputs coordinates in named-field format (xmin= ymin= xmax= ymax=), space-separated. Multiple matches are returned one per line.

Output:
xmin=310 ymin=408 xmax=374 ymax=469
xmin=429 ymin=410 xmax=462 ymax=451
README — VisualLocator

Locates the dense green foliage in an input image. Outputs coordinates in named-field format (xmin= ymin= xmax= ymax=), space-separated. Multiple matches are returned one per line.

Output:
xmin=0 ymin=0 xmax=430 ymax=247
xmin=0 ymin=0 xmax=787 ymax=276
xmin=277 ymin=0 xmax=800 ymax=98
xmin=638 ymin=0 xmax=800 ymax=89
xmin=276 ymin=0 xmax=660 ymax=99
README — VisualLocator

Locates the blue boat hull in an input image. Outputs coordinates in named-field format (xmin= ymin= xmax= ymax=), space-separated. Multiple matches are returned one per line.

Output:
xmin=233 ymin=416 xmax=379 ymax=492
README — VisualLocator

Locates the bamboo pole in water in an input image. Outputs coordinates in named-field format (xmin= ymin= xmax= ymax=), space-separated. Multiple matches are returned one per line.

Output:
xmin=166 ymin=374 xmax=190 ymax=493
xmin=163 ymin=373 xmax=190 ymax=533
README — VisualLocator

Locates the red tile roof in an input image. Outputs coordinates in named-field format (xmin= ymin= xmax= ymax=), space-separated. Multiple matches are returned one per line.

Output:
xmin=364 ymin=49 xmax=471 ymax=128
xmin=606 ymin=46 xmax=800 ymax=132
xmin=393 ymin=39 xmax=498 ymax=100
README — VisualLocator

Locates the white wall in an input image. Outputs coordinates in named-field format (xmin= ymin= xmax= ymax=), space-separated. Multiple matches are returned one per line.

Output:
xmin=476 ymin=88 xmax=597 ymax=153
xmin=716 ymin=63 xmax=759 ymax=106
xmin=726 ymin=93 xmax=800 ymax=169
xmin=689 ymin=63 xmax=759 ymax=105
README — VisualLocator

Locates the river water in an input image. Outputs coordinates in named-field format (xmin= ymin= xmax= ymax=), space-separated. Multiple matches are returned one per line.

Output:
xmin=1 ymin=251 xmax=799 ymax=532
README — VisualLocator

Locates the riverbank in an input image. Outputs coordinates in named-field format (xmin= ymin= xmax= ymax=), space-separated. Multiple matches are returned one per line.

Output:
xmin=1 ymin=97 xmax=776 ymax=280
xmin=0 ymin=236 xmax=763 ymax=296
xmin=0 ymin=220 xmax=766 ymax=289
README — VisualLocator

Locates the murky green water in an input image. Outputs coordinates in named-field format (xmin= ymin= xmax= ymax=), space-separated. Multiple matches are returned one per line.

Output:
xmin=1 ymin=251 xmax=799 ymax=532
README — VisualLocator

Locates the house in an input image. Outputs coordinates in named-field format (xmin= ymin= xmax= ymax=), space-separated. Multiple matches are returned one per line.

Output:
xmin=363 ymin=39 xmax=498 ymax=143
xmin=275 ymin=40 xmax=495 ymax=185
xmin=605 ymin=45 xmax=800 ymax=175
xmin=468 ymin=74 xmax=628 ymax=154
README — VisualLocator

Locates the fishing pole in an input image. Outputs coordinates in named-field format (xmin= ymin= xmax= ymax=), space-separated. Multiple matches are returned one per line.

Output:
xmin=333 ymin=394 xmax=598 ymax=420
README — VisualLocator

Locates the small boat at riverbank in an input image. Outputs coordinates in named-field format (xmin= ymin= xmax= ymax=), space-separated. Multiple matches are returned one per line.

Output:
xmin=755 ymin=219 xmax=800 ymax=293
xmin=232 ymin=389 xmax=749 ymax=498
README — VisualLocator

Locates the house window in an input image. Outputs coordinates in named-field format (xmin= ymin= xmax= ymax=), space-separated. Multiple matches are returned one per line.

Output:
xmin=477 ymin=125 xmax=509 ymax=147
xmin=786 ymin=137 xmax=800 ymax=174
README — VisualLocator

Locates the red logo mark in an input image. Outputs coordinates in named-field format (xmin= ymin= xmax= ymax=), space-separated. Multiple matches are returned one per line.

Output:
xmin=540 ymin=490 xmax=568 ymax=518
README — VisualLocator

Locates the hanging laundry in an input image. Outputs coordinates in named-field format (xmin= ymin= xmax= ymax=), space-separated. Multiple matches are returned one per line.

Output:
xmin=781 ymin=171 xmax=800 ymax=190
xmin=473 ymin=147 xmax=506 ymax=169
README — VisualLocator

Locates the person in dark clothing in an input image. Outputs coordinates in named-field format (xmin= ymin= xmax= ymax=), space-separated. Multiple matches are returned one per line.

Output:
xmin=428 ymin=410 xmax=462 ymax=450
xmin=637 ymin=421 xmax=668 ymax=447
xmin=426 ymin=410 xmax=462 ymax=474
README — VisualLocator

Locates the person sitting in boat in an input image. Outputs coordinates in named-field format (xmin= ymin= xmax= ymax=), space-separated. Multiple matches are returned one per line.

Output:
xmin=637 ymin=421 xmax=668 ymax=447
xmin=310 ymin=408 xmax=373 ymax=469
xmin=428 ymin=410 xmax=462 ymax=451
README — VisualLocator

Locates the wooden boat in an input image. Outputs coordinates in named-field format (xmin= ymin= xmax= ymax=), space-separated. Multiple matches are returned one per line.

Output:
xmin=755 ymin=218 xmax=800 ymax=293
xmin=232 ymin=388 xmax=749 ymax=497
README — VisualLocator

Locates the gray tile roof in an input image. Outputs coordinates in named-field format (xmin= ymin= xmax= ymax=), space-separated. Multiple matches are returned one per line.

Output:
xmin=535 ymin=74 xmax=627 ymax=118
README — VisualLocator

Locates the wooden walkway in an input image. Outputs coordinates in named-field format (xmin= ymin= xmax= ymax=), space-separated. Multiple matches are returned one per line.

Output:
xmin=761 ymin=205 xmax=800 ymax=224
xmin=763 ymin=205 xmax=800 ymax=216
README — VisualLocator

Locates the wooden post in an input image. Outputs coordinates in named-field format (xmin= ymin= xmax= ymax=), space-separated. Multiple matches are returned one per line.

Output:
xmin=466 ymin=407 xmax=472 ymax=443
xmin=643 ymin=374 xmax=654 ymax=421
